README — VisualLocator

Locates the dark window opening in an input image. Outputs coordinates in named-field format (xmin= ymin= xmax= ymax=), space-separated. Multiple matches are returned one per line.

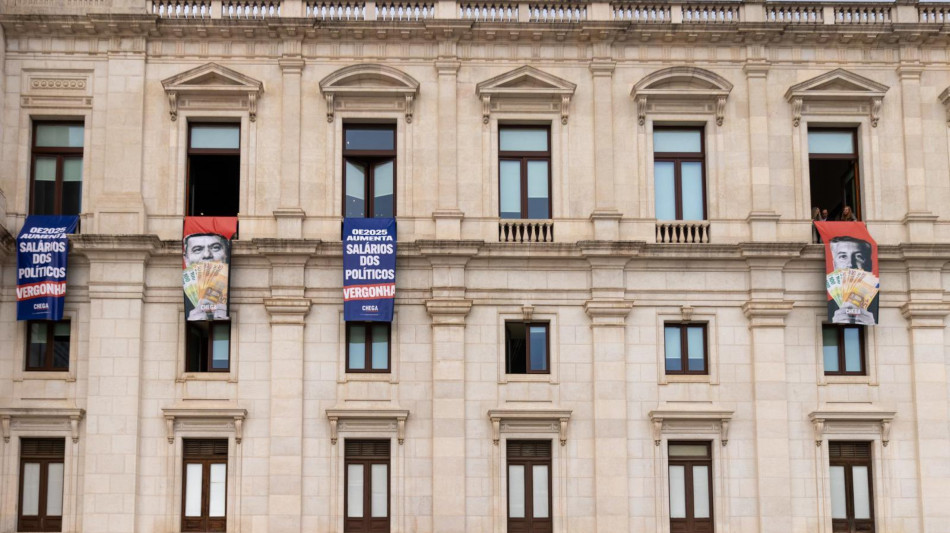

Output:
xmin=822 ymin=324 xmax=866 ymax=376
xmin=182 ymin=439 xmax=228 ymax=533
xmin=18 ymin=438 xmax=65 ymax=533
xmin=30 ymin=122 xmax=84 ymax=216
xmin=26 ymin=320 xmax=70 ymax=372
xmin=664 ymin=323 xmax=708 ymax=375
xmin=187 ymin=124 xmax=240 ymax=217
xmin=344 ymin=440 xmax=391 ymax=533
xmin=829 ymin=441 xmax=875 ymax=533
xmin=507 ymin=440 xmax=552 ymax=533
xmin=505 ymin=322 xmax=549 ymax=374
xmin=344 ymin=124 xmax=396 ymax=218
xmin=186 ymin=321 xmax=230 ymax=372
xmin=346 ymin=322 xmax=391 ymax=372
xmin=809 ymin=129 xmax=860 ymax=222
xmin=499 ymin=126 xmax=551 ymax=220
xmin=668 ymin=441 xmax=713 ymax=533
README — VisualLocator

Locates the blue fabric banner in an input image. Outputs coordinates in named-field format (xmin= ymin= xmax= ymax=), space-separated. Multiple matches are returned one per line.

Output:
xmin=17 ymin=215 xmax=79 ymax=321
xmin=343 ymin=218 xmax=396 ymax=322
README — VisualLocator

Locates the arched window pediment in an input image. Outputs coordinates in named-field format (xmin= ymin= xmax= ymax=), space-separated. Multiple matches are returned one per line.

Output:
xmin=631 ymin=67 xmax=733 ymax=126
xmin=319 ymin=64 xmax=420 ymax=123
xmin=784 ymin=68 xmax=889 ymax=127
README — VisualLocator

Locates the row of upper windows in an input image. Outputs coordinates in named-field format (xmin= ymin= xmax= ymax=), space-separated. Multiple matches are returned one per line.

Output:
xmin=13 ymin=436 xmax=876 ymax=533
xmin=26 ymin=318 xmax=867 ymax=378
xmin=28 ymin=121 xmax=864 ymax=223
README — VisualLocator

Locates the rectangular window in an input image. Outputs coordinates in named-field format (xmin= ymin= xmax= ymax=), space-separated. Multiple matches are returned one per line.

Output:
xmin=809 ymin=129 xmax=860 ymax=222
xmin=344 ymin=124 xmax=396 ymax=218
xmin=31 ymin=122 xmax=84 ymax=216
xmin=668 ymin=441 xmax=713 ymax=533
xmin=185 ymin=321 xmax=230 ymax=372
xmin=829 ymin=442 xmax=874 ymax=533
xmin=499 ymin=126 xmax=551 ymax=220
xmin=344 ymin=440 xmax=390 ymax=533
xmin=507 ymin=440 xmax=552 ymax=533
xmin=182 ymin=439 xmax=228 ymax=533
xmin=505 ymin=322 xmax=549 ymax=374
xmin=822 ymin=324 xmax=865 ymax=376
xmin=653 ymin=127 xmax=706 ymax=221
xmin=188 ymin=123 xmax=240 ymax=216
xmin=18 ymin=438 xmax=65 ymax=533
xmin=26 ymin=320 xmax=70 ymax=372
xmin=664 ymin=323 xmax=707 ymax=375
xmin=346 ymin=322 xmax=391 ymax=372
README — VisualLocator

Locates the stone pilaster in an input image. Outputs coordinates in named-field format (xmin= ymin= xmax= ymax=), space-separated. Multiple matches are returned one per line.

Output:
xmin=258 ymin=239 xmax=316 ymax=533
xmin=744 ymin=60 xmax=779 ymax=242
xmin=897 ymin=56 xmax=936 ymax=241
xmin=275 ymin=51 xmax=306 ymax=238
xmin=433 ymin=55 xmax=464 ymax=240
xmin=422 ymin=240 xmax=477 ymax=533
xmin=899 ymin=245 xmax=950 ymax=532
xmin=589 ymin=57 xmax=621 ymax=241
xmin=71 ymin=235 xmax=160 ymax=533
xmin=740 ymin=242 xmax=800 ymax=533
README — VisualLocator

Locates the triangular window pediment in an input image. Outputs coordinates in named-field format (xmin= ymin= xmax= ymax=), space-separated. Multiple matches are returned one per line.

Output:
xmin=319 ymin=64 xmax=420 ymax=123
xmin=784 ymin=69 xmax=889 ymax=127
xmin=162 ymin=63 xmax=264 ymax=121
xmin=631 ymin=67 xmax=733 ymax=126
xmin=475 ymin=66 xmax=577 ymax=124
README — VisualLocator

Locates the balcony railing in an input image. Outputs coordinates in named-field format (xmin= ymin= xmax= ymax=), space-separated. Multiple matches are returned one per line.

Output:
xmin=377 ymin=1 xmax=434 ymax=20
xmin=612 ymin=3 xmax=670 ymax=22
xmin=459 ymin=2 xmax=518 ymax=21
xmin=656 ymin=221 xmax=710 ymax=244
xmin=307 ymin=0 xmax=365 ymax=19
xmin=682 ymin=4 xmax=739 ymax=23
xmin=766 ymin=4 xmax=822 ymax=24
xmin=499 ymin=220 xmax=554 ymax=243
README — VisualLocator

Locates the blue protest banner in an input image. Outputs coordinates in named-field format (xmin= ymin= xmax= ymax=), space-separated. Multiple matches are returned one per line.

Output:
xmin=17 ymin=215 xmax=79 ymax=321
xmin=343 ymin=218 xmax=396 ymax=322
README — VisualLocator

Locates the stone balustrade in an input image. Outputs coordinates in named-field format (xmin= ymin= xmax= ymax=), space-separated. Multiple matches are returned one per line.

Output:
xmin=499 ymin=220 xmax=555 ymax=243
xmin=656 ymin=221 xmax=710 ymax=244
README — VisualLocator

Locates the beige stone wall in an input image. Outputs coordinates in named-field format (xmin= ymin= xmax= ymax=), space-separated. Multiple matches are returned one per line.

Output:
xmin=1 ymin=3 xmax=949 ymax=533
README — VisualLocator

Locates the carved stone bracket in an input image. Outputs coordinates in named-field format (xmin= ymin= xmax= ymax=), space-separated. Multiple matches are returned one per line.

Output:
xmin=162 ymin=407 xmax=247 ymax=444
xmin=326 ymin=408 xmax=410 ymax=445
xmin=938 ymin=86 xmax=950 ymax=127
xmin=808 ymin=407 xmax=895 ymax=447
xmin=784 ymin=68 xmax=888 ymax=128
xmin=487 ymin=408 xmax=572 ymax=446
xmin=475 ymin=65 xmax=576 ymax=125
xmin=0 ymin=408 xmax=85 ymax=444
xmin=649 ymin=407 xmax=734 ymax=446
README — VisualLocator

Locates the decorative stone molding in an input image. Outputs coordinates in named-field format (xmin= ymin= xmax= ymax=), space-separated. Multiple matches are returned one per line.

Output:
xmin=21 ymin=69 xmax=93 ymax=109
xmin=784 ymin=68 xmax=888 ymax=127
xmin=0 ymin=408 xmax=85 ymax=444
xmin=475 ymin=66 xmax=577 ymax=125
xmin=742 ymin=300 xmax=795 ymax=327
xmin=648 ymin=406 xmax=734 ymax=446
xmin=161 ymin=408 xmax=247 ymax=444
xmin=319 ymin=64 xmax=420 ymax=123
xmin=631 ymin=66 xmax=733 ymax=126
xmin=938 ymin=87 xmax=950 ymax=127
xmin=326 ymin=408 xmax=409 ymax=445
xmin=584 ymin=299 xmax=634 ymax=326
xmin=263 ymin=298 xmax=312 ymax=325
xmin=425 ymin=299 xmax=473 ymax=325
xmin=161 ymin=63 xmax=264 ymax=122
xmin=487 ymin=408 xmax=572 ymax=446
xmin=900 ymin=302 xmax=950 ymax=328
xmin=808 ymin=406 xmax=895 ymax=447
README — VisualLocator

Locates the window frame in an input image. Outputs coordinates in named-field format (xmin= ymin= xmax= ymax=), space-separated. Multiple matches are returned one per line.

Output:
xmin=343 ymin=439 xmax=391 ymax=533
xmin=498 ymin=125 xmax=553 ymax=220
xmin=185 ymin=320 xmax=231 ymax=373
xmin=345 ymin=322 xmax=392 ymax=373
xmin=29 ymin=121 xmax=84 ymax=216
xmin=663 ymin=322 xmax=708 ymax=376
xmin=181 ymin=439 xmax=228 ymax=533
xmin=828 ymin=441 xmax=875 ymax=533
xmin=653 ymin=126 xmax=707 ymax=221
xmin=186 ymin=122 xmax=241 ymax=217
xmin=506 ymin=439 xmax=553 ymax=533
xmin=822 ymin=324 xmax=866 ymax=376
xmin=807 ymin=128 xmax=861 ymax=221
xmin=504 ymin=321 xmax=551 ymax=375
xmin=667 ymin=440 xmax=714 ymax=533
xmin=25 ymin=320 xmax=70 ymax=372
xmin=17 ymin=437 xmax=65 ymax=533
xmin=342 ymin=123 xmax=397 ymax=218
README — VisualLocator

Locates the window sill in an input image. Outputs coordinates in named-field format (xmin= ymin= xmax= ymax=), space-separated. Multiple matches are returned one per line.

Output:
xmin=662 ymin=374 xmax=711 ymax=384
xmin=16 ymin=371 xmax=74 ymax=382
xmin=177 ymin=372 xmax=233 ymax=383
xmin=340 ymin=372 xmax=395 ymax=384
xmin=500 ymin=373 xmax=554 ymax=384
xmin=821 ymin=375 xmax=873 ymax=386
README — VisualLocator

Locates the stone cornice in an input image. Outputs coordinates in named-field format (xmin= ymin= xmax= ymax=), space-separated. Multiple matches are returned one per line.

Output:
xmin=808 ymin=406 xmax=895 ymax=447
xmin=742 ymin=300 xmax=795 ymax=326
xmin=738 ymin=241 xmax=807 ymax=259
xmin=263 ymin=297 xmax=312 ymax=324
xmin=0 ymin=407 xmax=85 ymax=443
xmin=69 ymin=234 xmax=162 ymax=259
xmin=584 ymin=299 xmax=633 ymax=326
xmin=253 ymin=238 xmax=320 ymax=257
xmin=900 ymin=302 xmax=950 ymax=328
xmin=487 ymin=408 xmax=572 ymax=446
xmin=161 ymin=407 xmax=247 ymax=444
xmin=326 ymin=408 xmax=409 ymax=445
xmin=649 ymin=407 xmax=734 ymax=446
xmin=425 ymin=298 xmax=473 ymax=324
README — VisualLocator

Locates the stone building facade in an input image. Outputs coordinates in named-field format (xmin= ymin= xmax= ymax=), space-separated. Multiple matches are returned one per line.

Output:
xmin=0 ymin=1 xmax=949 ymax=532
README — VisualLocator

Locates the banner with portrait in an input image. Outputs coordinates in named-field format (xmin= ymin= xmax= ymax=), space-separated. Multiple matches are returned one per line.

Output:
xmin=343 ymin=218 xmax=396 ymax=322
xmin=814 ymin=221 xmax=879 ymax=326
xmin=16 ymin=215 xmax=79 ymax=321
xmin=183 ymin=217 xmax=237 ymax=322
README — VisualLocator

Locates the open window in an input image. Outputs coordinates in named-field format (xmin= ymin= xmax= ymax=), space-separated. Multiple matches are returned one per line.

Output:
xmin=809 ymin=129 xmax=860 ymax=222
xmin=187 ymin=124 xmax=240 ymax=217
xmin=185 ymin=321 xmax=230 ymax=373
xmin=505 ymin=321 xmax=549 ymax=374
xmin=343 ymin=124 xmax=396 ymax=218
